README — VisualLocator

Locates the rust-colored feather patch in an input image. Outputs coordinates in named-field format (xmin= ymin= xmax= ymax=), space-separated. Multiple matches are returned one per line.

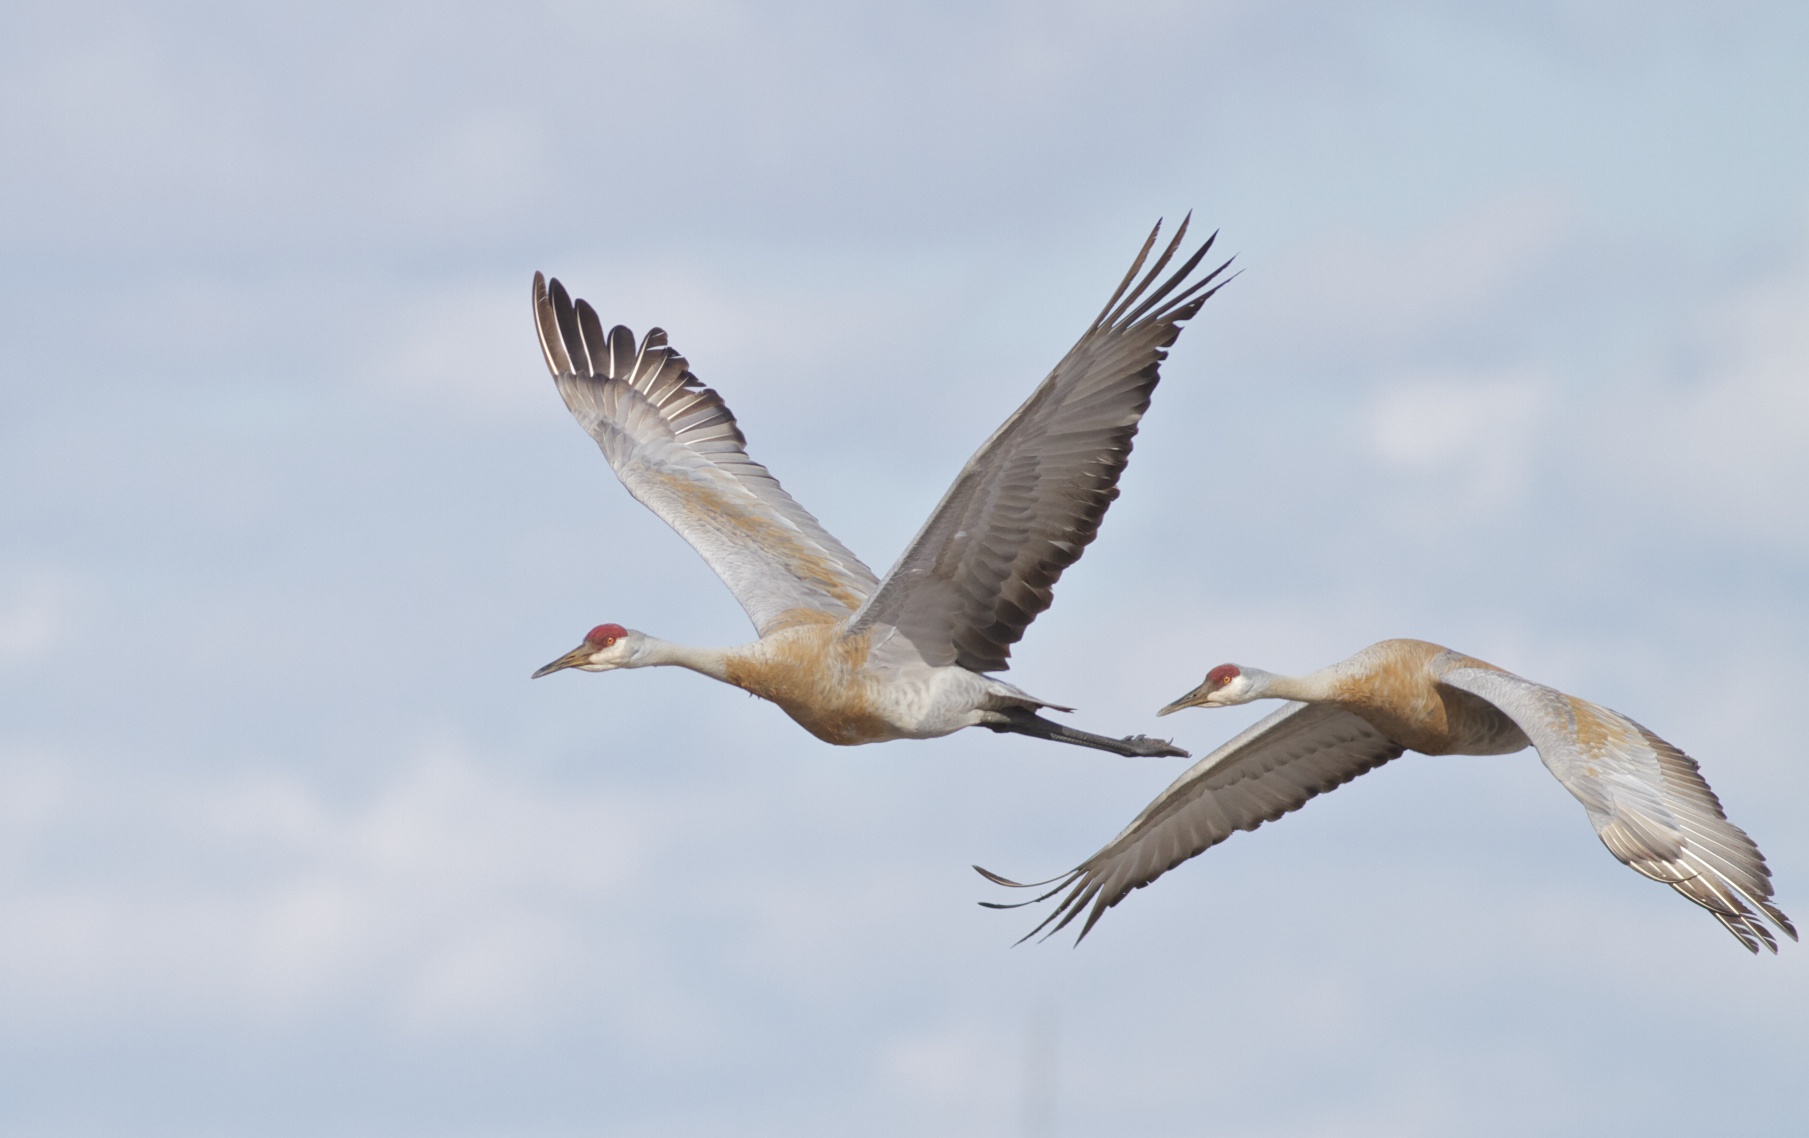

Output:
xmin=724 ymin=622 xmax=892 ymax=746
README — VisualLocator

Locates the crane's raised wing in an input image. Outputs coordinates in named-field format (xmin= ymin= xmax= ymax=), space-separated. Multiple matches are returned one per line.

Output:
xmin=534 ymin=274 xmax=879 ymax=635
xmin=847 ymin=219 xmax=1233 ymax=672
xmin=1436 ymin=667 xmax=1795 ymax=953
xmin=979 ymin=702 xmax=1405 ymax=942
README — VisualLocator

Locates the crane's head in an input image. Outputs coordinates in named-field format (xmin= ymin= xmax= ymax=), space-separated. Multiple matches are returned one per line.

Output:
xmin=532 ymin=623 xmax=641 ymax=677
xmin=1157 ymin=664 xmax=1260 ymax=714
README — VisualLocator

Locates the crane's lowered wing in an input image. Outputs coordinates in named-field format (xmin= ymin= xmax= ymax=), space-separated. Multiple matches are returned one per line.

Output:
xmin=534 ymin=274 xmax=879 ymax=636
xmin=980 ymin=702 xmax=1405 ymax=942
xmin=1436 ymin=666 xmax=1796 ymax=953
xmin=847 ymin=219 xmax=1233 ymax=672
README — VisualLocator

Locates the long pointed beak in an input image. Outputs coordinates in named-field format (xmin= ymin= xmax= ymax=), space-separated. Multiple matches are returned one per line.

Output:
xmin=1157 ymin=683 xmax=1213 ymax=717
xmin=532 ymin=643 xmax=592 ymax=679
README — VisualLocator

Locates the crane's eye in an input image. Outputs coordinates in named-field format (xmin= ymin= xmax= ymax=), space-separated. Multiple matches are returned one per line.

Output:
xmin=602 ymin=636 xmax=617 ymax=647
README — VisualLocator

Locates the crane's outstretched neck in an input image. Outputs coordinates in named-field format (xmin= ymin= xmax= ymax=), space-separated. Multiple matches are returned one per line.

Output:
xmin=630 ymin=636 xmax=735 ymax=684
xmin=1257 ymin=668 xmax=1342 ymax=703
xmin=1160 ymin=664 xmax=1345 ymax=714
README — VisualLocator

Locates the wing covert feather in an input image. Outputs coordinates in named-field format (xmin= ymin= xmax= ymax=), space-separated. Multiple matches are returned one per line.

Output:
xmin=1437 ymin=667 xmax=1795 ymax=953
xmin=984 ymin=702 xmax=1405 ymax=942
xmin=850 ymin=219 xmax=1234 ymax=671
xmin=533 ymin=274 xmax=879 ymax=634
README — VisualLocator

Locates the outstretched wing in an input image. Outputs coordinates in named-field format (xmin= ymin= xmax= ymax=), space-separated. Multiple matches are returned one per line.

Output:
xmin=848 ymin=219 xmax=1234 ymax=672
xmin=534 ymin=274 xmax=879 ymax=635
xmin=1437 ymin=666 xmax=1796 ymax=953
xmin=980 ymin=702 xmax=1405 ymax=942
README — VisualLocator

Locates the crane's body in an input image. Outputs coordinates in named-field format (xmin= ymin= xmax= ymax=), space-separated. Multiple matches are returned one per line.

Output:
xmin=1243 ymin=639 xmax=1529 ymax=757
xmin=986 ymin=638 xmax=1795 ymax=953
xmin=531 ymin=219 xmax=1233 ymax=760
xmin=545 ymin=616 xmax=1062 ymax=747
xmin=720 ymin=621 xmax=1067 ymax=747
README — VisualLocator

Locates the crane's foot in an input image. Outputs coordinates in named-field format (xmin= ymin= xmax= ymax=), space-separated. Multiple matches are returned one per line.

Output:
xmin=986 ymin=710 xmax=1189 ymax=758
xmin=1116 ymin=734 xmax=1189 ymax=758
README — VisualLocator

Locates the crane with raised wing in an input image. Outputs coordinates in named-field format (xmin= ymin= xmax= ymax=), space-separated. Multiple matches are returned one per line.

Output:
xmin=531 ymin=219 xmax=1231 ymax=759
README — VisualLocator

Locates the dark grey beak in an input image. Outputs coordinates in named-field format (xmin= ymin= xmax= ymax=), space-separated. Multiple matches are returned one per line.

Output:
xmin=1156 ymin=681 xmax=1213 ymax=717
xmin=532 ymin=643 xmax=593 ymax=679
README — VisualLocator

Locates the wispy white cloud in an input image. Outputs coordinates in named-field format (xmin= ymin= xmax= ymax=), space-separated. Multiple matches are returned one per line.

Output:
xmin=1242 ymin=192 xmax=1575 ymax=359
xmin=0 ymin=745 xmax=652 ymax=1035
xmin=1604 ymin=220 xmax=1809 ymax=546
xmin=0 ymin=571 xmax=70 ymax=661
xmin=1365 ymin=366 xmax=1552 ymax=510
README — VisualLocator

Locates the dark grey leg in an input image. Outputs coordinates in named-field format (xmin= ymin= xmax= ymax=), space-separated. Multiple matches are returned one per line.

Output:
xmin=985 ymin=709 xmax=1188 ymax=758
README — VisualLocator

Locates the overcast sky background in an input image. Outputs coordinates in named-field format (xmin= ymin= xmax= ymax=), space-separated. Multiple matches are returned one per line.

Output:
xmin=3 ymin=2 xmax=1808 ymax=1135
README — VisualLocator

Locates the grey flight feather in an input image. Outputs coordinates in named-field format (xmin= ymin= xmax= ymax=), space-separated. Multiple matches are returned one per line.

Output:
xmin=981 ymin=701 xmax=1405 ymax=943
xmin=532 ymin=273 xmax=880 ymax=635
xmin=1437 ymin=666 xmax=1795 ymax=953
xmin=848 ymin=217 xmax=1235 ymax=672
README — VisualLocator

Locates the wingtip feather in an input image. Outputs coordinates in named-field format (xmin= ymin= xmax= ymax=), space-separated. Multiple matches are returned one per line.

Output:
xmin=972 ymin=864 xmax=1029 ymax=887
xmin=533 ymin=272 xmax=572 ymax=376
xmin=1089 ymin=219 xmax=1164 ymax=328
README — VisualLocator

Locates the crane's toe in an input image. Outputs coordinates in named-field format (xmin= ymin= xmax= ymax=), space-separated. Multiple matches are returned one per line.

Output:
xmin=1123 ymin=735 xmax=1189 ymax=758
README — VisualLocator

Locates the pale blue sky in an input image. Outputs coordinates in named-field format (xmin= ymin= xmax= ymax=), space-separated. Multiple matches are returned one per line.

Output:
xmin=3 ymin=2 xmax=1807 ymax=1135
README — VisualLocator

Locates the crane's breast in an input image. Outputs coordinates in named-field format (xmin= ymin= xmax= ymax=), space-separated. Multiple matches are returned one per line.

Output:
xmin=723 ymin=621 xmax=900 ymax=746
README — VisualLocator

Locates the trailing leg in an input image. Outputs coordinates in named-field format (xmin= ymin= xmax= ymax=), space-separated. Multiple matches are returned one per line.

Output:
xmin=985 ymin=708 xmax=1188 ymax=758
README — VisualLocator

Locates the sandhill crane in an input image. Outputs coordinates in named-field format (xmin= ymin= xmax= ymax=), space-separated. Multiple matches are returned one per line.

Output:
xmin=982 ymin=638 xmax=1795 ymax=952
xmin=530 ymin=219 xmax=1231 ymax=759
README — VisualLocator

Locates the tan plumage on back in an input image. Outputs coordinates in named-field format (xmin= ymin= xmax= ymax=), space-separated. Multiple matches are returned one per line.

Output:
xmin=984 ymin=639 xmax=1793 ymax=953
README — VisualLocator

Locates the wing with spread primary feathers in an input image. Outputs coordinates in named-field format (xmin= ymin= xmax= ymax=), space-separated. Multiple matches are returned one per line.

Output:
xmin=848 ymin=218 xmax=1233 ymax=671
xmin=980 ymin=702 xmax=1405 ymax=942
xmin=534 ymin=273 xmax=879 ymax=635
xmin=1437 ymin=667 xmax=1795 ymax=953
